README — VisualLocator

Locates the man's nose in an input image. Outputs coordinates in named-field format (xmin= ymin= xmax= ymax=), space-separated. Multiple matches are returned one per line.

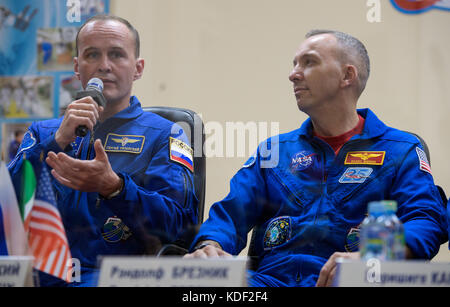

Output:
xmin=289 ymin=67 xmax=303 ymax=83
xmin=98 ymin=55 xmax=112 ymax=73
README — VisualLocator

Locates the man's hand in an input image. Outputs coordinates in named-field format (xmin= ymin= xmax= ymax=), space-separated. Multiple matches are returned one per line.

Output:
xmin=183 ymin=240 xmax=232 ymax=259
xmin=46 ymin=139 xmax=122 ymax=197
xmin=316 ymin=252 xmax=360 ymax=287
xmin=55 ymin=97 xmax=104 ymax=149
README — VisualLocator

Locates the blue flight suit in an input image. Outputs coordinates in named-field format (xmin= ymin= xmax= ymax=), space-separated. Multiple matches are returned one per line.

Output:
xmin=191 ymin=108 xmax=448 ymax=287
xmin=9 ymin=96 xmax=197 ymax=286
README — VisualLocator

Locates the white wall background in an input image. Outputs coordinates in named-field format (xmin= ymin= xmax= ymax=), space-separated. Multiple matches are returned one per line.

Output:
xmin=111 ymin=0 xmax=450 ymax=260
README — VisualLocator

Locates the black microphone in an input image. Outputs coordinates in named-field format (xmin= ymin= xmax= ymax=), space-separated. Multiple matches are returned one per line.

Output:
xmin=74 ymin=78 xmax=107 ymax=137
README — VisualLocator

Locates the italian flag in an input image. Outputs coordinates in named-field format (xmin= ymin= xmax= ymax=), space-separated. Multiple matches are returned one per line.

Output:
xmin=20 ymin=160 xmax=36 ymax=231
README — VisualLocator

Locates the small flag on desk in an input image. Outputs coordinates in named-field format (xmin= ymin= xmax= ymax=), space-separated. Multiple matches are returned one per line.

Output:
xmin=0 ymin=161 xmax=29 ymax=256
xmin=19 ymin=160 xmax=36 ymax=231
xmin=28 ymin=163 xmax=72 ymax=282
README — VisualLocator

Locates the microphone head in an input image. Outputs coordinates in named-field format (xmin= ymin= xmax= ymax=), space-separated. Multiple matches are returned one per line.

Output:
xmin=85 ymin=78 xmax=104 ymax=92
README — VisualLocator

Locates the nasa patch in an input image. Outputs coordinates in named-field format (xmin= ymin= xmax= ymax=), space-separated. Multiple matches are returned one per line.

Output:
xmin=290 ymin=151 xmax=316 ymax=172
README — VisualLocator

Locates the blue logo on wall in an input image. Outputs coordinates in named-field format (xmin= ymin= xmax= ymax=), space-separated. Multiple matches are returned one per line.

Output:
xmin=390 ymin=0 xmax=450 ymax=14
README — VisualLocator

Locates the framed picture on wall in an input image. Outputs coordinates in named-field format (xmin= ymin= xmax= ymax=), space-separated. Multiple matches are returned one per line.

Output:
xmin=0 ymin=76 xmax=53 ymax=119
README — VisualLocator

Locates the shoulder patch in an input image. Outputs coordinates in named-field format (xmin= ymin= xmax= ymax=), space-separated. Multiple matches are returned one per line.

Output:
xmin=19 ymin=130 xmax=36 ymax=152
xmin=8 ymin=130 xmax=36 ymax=168
xmin=416 ymin=147 xmax=432 ymax=175
xmin=169 ymin=137 xmax=194 ymax=172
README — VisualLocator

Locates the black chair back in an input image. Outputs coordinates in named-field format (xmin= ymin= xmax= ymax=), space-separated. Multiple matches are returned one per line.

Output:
xmin=406 ymin=131 xmax=431 ymax=164
xmin=143 ymin=106 xmax=206 ymax=224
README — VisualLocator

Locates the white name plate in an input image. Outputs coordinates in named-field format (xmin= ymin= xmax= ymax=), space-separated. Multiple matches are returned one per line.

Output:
xmin=334 ymin=258 xmax=450 ymax=287
xmin=0 ymin=256 xmax=34 ymax=287
xmin=97 ymin=256 xmax=248 ymax=287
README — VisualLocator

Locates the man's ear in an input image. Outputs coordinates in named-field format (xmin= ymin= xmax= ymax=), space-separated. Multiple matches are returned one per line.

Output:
xmin=341 ymin=64 xmax=358 ymax=88
xmin=133 ymin=58 xmax=145 ymax=81
xmin=73 ymin=57 xmax=80 ymax=80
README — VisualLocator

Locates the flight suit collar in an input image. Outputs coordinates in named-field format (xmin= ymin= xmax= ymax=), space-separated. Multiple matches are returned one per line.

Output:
xmin=297 ymin=108 xmax=388 ymax=141
xmin=108 ymin=96 xmax=143 ymax=120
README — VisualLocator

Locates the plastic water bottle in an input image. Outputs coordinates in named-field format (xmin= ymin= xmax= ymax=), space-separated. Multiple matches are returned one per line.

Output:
xmin=359 ymin=201 xmax=406 ymax=261
xmin=359 ymin=201 xmax=389 ymax=261
xmin=383 ymin=200 xmax=406 ymax=260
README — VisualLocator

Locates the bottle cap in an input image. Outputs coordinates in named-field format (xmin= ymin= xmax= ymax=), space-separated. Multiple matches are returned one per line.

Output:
xmin=367 ymin=201 xmax=385 ymax=215
xmin=382 ymin=200 xmax=397 ymax=213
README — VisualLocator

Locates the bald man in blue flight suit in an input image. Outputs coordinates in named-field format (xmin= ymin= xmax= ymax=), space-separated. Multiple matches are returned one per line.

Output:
xmin=8 ymin=15 xmax=197 ymax=286
xmin=185 ymin=30 xmax=448 ymax=287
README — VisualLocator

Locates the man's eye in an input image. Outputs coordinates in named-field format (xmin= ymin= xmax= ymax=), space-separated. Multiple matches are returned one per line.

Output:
xmin=110 ymin=51 xmax=123 ymax=58
xmin=86 ymin=52 xmax=99 ymax=59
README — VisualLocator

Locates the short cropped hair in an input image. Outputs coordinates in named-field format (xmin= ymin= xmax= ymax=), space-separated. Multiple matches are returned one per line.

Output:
xmin=75 ymin=14 xmax=140 ymax=58
xmin=306 ymin=29 xmax=370 ymax=97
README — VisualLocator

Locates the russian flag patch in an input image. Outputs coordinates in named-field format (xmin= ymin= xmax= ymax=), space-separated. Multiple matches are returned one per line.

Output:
xmin=169 ymin=137 xmax=194 ymax=173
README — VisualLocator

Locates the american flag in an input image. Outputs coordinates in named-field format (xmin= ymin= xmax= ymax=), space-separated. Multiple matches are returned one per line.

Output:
xmin=416 ymin=147 xmax=432 ymax=175
xmin=28 ymin=164 xmax=72 ymax=282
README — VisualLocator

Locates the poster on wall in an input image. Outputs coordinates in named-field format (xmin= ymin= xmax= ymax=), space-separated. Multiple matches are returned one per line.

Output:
xmin=0 ymin=0 xmax=109 ymax=121
xmin=0 ymin=0 xmax=109 ymax=161
xmin=390 ymin=0 xmax=450 ymax=14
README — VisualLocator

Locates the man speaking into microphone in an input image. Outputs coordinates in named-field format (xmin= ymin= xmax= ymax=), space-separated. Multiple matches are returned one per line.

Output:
xmin=8 ymin=15 xmax=198 ymax=286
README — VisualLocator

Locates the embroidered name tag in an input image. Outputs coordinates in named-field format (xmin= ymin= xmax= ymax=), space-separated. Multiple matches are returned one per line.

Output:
xmin=344 ymin=151 xmax=385 ymax=165
xmin=104 ymin=134 xmax=145 ymax=154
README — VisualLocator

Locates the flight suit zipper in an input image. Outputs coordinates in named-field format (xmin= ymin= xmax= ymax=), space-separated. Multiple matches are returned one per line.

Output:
xmin=312 ymin=148 xmax=328 ymax=227
xmin=182 ymin=172 xmax=188 ymax=208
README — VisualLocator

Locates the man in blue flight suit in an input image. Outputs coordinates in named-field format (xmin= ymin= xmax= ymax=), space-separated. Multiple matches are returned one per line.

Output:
xmin=185 ymin=30 xmax=448 ymax=287
xmin=8 ymin=15 xmax=197 ymax=286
